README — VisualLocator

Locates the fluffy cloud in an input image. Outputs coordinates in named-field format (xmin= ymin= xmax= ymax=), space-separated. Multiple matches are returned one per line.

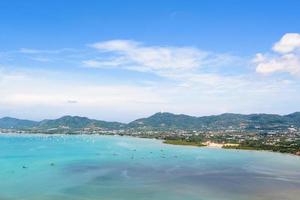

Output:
xmin=2 ymin=38 xmax=300 ymax=121
xmin=85 ymin=40 xmax=237 ymax=76
xmin=254 ymin=33 xmax=300 ymax=75
xmin=272 ymin=33 xmax=300 ymax=54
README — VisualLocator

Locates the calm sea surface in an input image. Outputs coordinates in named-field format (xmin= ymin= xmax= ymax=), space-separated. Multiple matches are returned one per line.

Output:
xmin=0 ymin=133 xmax=300 ymax=200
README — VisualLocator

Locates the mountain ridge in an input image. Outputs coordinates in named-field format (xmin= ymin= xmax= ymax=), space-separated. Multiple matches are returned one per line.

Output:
xmin=0 ymin=112 xmax=300 ymax=131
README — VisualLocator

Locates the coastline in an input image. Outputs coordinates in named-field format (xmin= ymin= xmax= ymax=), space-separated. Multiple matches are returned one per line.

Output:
xmin=1 ymin=132 xmax=299 ymax=156
xmin=163 ymin=138 xmax=300 ymax=156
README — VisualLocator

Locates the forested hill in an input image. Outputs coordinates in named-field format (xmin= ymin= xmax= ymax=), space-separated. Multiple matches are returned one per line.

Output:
xmin=1 ymin=112 xmax=300 ymax=131
xmin=128 ymin=112 xmax=300 ymax=131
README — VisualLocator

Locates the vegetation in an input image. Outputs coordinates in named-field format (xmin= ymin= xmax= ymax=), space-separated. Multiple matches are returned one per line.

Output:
xmin=164 ymin=139 xmax=206 ymax=147
xmin=128 ymin=112 xmax=300 ymax=131
xmin=0 ymin=117 xmax=38 ymax=129
xmin=0 ymin=115 xmax=125 ymax=130
xmin=1 ymin=112 xmax=300 ymax=131
xmin=0 ymin=112 xmax=299 ymax=156
xmin=163 ymin=134 xmax=206 ymax=147
xmin=223 ymin=139 xmax=300 ymax=154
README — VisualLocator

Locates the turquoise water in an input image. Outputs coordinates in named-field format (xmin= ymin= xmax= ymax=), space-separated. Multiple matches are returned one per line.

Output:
xmin=0 ymin=134 xmax=300 ymax=200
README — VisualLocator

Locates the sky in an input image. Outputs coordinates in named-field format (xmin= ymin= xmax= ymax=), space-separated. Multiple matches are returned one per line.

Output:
xmin=1 ymin=0 xmax=300 ymax=122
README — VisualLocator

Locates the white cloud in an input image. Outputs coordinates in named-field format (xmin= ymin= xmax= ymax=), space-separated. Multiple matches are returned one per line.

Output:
xmin=30 ymin=57 xmax=51 ymax=62
xmin=19 ymin=48 xmax=42 ymax=54
xmin=0 ymin=69 xmax=168 ymax=121
xmin=255 ymin=33 xmax=300 ymax=75
xmin=19 ymin=48 xmax=77 ymax=54
xmin=90 ymin=40 xmax=139 ymax=52
xmin=0 ymin=65 xmax=299 ymax=121
xmin=255 ymin=53 xmax=300 ymax=75
xmin=0 ymin=72 xmax=165 ymax=107
xmin=272 ymin=33 xmax=300 ymax=54
xmin=0 ymin=68 xmax=28 ymax=82
xmin=87 ymin=40 xmax=237 ymax=76
xmin=1 ymin=39 xmax=300 ymax=121
xmin=82 ymin=57 xmax=128 ymax=68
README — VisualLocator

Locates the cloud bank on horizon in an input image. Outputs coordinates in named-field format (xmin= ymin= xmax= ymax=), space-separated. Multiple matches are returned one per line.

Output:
xmin=1 ymin=33 xmax=300 ymax=122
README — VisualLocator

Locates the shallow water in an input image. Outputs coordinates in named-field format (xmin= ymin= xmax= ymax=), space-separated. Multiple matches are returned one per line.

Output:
xmin=0 ymin=133 xmax=300 ymax=200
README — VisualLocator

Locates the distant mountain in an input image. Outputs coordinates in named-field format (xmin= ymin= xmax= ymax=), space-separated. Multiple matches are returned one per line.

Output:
xmin=285 ymin=112 xmax=300 ymax=125
xmin=128 ymin=112 xmax=300 ymax=131
xmin=39 ymin=116 xmax=125 ymax=130
xmin=0 ymin=116 xmax=124 ymax=130
xmin=0 ymin=117 xmax=38 ymax=129
xmin=128 ymin=112 xmax=200 ymax=130
xmin=0 ymin=112 xmax=300 ymax=131
xmin=39 ymin=116 xmax=93 ymax=129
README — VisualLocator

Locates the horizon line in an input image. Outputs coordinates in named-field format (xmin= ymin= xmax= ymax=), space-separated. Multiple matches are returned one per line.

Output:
xmin=1 ymin=111 xmax=299 ymax=123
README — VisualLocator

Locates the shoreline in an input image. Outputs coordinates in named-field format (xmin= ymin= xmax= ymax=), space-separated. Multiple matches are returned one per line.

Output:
xmin=163 ymin=139 xmax=300 ymax=156
xmin=1 ymin=132 xmax=299 ymax=157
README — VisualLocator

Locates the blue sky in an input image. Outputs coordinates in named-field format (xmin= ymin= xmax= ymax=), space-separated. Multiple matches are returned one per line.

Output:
xmin=0 ymin=0 xmax=300 ymax=122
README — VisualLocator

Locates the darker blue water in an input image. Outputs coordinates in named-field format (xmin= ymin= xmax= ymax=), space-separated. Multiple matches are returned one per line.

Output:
xmin=0 ymin=133 xmax=300 ymax=200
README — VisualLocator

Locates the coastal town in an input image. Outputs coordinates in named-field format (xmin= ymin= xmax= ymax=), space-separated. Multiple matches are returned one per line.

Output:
xmin=1 ymin=123 xmax=300 ymax=155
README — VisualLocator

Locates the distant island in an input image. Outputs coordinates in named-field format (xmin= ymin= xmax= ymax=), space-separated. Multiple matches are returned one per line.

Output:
xmin=0 ymin=112 xmax=300 ymax=155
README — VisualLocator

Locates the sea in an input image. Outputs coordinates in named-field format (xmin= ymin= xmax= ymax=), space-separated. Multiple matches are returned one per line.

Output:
xmin=0 ymin=133 xmax=300 ymax=200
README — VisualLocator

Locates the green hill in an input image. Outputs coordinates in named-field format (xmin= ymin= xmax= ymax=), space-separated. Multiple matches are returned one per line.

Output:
xmin=1 ymin=112 xmax=300 ymax=132
xmin=0 ymin=117 xmax=38 ymax=129
xmin=128 ymin=112 xmax=300 ymax=131
xmin=38 ymin=116 xmax=125 ymax=130
xmin=0 ymin=116 xmax=124 ymax=130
